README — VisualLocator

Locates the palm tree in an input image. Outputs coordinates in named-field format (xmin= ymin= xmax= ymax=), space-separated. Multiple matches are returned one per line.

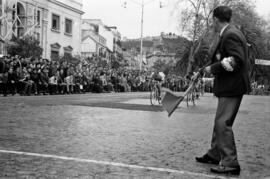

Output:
xmin=175 ymin=32 xmax=214 ymax=77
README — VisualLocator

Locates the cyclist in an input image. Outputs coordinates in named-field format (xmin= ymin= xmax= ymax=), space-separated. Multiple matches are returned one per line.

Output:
xmin=151 ymin=70 xmax=165 ymax=100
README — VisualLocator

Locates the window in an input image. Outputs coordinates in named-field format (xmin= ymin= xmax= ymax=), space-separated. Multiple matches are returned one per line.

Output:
xmin=17 ymin=28 xmax=24 ymax=37
xmin=64 ymin=46 xmax=73 ymax=56
xmin=34 ymin=32 xmax=40 ymax=42
xmin=50 ymin=43 xmax=61 ymax=60
xmin=64 ymin=51 xmax=71 ymax=56
xmin=52 ymin=14 xmax=60 ymax=31
xmin=37 ymin=10 xmax=41 ymax=25
xmin=65 ymin=18 xmax=72 ymax=34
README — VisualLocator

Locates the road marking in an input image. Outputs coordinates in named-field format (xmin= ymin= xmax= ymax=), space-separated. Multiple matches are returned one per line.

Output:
xmin=0 ymin=149 xmax=236 ymax=179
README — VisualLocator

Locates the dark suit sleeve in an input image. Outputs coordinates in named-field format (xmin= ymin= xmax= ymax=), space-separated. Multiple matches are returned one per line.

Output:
xmin=210 ymin=61 xmax=224 ymax=75
xmin=210 ymin=33 xmax=244 ymax=75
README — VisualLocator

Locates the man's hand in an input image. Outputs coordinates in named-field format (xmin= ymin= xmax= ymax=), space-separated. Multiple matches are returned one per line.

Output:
xmin=204 ymin=66 xmax=211 ymax=74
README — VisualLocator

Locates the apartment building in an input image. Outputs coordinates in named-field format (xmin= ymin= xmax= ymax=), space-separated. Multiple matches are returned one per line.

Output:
xmin=81 ymin=19 xmax=107 ymax=58
xmin=81 ymin=19 xmax=122 ymax=60
xmin=0 ymin=0 xmax=84 ymax=59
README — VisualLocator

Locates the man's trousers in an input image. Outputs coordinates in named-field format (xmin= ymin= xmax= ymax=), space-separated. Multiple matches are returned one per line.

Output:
xmin=207 ymin=95 xmax=243 ymax=167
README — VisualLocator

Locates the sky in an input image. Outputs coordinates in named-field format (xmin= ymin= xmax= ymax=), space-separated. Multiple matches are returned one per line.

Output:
xmin=82 ymin=0 xmax=270 ymax=39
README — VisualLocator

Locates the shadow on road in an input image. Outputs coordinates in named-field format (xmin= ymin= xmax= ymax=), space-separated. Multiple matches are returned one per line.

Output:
xmin=72 ymin=102 xmax=164 ymax=112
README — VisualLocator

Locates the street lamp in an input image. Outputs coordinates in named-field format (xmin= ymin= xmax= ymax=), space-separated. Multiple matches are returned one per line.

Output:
xmin=123 ymin=0 xmax=162 ymax=72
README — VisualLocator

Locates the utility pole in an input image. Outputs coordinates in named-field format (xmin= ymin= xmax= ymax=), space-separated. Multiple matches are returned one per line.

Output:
xmin=139 ymin=0 xmax=144 ymax=72
xmin=123 ymin=0 xmax=161 ymax=72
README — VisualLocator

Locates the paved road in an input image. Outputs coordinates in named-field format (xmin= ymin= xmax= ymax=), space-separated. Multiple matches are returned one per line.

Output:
xmin=0 ymin=92 xmax=269 ymax=179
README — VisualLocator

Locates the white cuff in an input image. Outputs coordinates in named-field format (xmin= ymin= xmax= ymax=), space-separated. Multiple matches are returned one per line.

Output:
xmin=221 ymin=57 xmax=234 ymax=71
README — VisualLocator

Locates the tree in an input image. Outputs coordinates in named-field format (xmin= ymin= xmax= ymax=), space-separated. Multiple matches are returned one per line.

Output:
xmin=175 ymin=42 xmax=192 ymax=76
xmin=174 ymin=0 xmax=221 ymax=75
xmin=230 ymin=1 xmax=270 ymax=81
xmin=152 ymin=58 xmax=175 ymax=75
xmin=174 ymin=0 xmax=267 ymax=77
xmin=7 ymin=35 xmax=43 ymax=58
xmin=152 ymin=59 xmax=165 ymax=72
xmin=249 ymin=16 xmax=270 ymax=83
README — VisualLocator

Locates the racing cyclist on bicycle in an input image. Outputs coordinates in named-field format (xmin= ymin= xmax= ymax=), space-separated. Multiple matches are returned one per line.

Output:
xmin=151 ymin=70 xmax=165 ymax=100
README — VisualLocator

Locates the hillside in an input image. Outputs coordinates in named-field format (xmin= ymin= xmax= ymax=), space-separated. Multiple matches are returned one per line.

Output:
xmin=121 ymin=35 xmax=191 ymax=55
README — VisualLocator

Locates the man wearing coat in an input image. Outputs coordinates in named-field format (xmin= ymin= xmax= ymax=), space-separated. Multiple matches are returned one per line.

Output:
xmin=195 ymin=6 xmax=251 ymax=175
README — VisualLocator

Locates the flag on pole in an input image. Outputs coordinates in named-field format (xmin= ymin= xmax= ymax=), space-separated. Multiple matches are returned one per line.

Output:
xmin=161 ymin=71 xmax=201 ymax=117
xmin=161 ymin=88 xmax=184 ymax=117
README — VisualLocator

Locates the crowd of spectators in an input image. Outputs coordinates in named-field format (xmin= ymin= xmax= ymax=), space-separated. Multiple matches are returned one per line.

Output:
xmin=0 ymin=55 xmax=216 ymax=97
xmin=251 ymin=81 xmax=270 ymax=95
xmin=1 ymin=54 xmax=268 ymax=97
xmin=0 ymin=55 xmax=180 ymax=96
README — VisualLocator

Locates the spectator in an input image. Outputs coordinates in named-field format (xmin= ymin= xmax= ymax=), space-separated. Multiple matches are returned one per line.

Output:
xmin=27 ymin=67 xmax=37 ymax=95
xmin=48 ymin=73 xmax=58 ymax=95
xmin=18 ymin=67 xmax=32 ymax=95
xmin=30 ymin=68 xmax=40 ymax=95
xmin=39 ymin=67 xmax=49 ymax=95
xmin=7 ymin=68 xmax=17 ymax=95
xmin=58 ymin=69 xmax=67 ymax=94
xmin=74 ymin=72 xmax=83 ymax=93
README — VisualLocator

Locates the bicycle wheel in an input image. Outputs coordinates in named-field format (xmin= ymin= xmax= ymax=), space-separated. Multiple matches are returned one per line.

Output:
xmin=150 ymin=87 xmax=160 ymax=105
xmin=191 ymin=91 xmax=196 ymax=106
xmin=155 ymin=86 xmax=162 ymax=105
xmin=186 ymin=90 xmax=196 ymax=107
xmin=157 ymin=89 xmax=162 ymax=104
xmin=186 ymin=93 xmax=190 ymax=107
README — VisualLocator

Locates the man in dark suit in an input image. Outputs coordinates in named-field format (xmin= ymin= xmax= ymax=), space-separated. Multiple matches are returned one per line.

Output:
xmin=195 ymin=6 xmax=251 ymax=175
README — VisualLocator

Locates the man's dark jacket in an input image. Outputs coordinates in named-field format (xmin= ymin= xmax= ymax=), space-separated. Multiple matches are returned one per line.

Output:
xmin=210 ymin=25 xmax=251 ymax=97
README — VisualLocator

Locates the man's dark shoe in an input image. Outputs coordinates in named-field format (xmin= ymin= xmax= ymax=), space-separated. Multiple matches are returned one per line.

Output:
xmin=195 ymin=154 xmax=219 ymax=164
xmin=210 ymin=165 xmax=240 ymax=175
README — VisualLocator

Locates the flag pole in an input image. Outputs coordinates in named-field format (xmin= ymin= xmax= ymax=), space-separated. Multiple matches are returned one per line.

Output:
xmin=161 ymin=62 xmax=211 ymax=117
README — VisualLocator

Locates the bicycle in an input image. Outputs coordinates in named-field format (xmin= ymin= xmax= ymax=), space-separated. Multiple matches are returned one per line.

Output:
xmin=186 ymin=87 xmax=197 ymax=107
xmin=185 ymin=79 xmax=201 ymax=107
xmin=150 ymin=80 xmax=162 ymax=105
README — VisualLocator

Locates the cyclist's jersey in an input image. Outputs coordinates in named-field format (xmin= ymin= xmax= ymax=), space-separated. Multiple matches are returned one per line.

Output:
xmin=151 ymin=72 xmax=165 ymax=82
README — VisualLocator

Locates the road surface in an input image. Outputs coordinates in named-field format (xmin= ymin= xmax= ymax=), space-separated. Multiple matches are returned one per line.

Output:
xmin=0 ymin=92 xmax=269 ymax=179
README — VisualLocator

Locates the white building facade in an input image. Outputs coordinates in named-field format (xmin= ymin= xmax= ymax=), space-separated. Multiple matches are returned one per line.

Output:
xmin=0 ymin=0 xmax=84 ymax=59
xmin=81 ymin=19 xmax=123 ymax=62
xmin=81 ymin=19 xmax=107 ymax=58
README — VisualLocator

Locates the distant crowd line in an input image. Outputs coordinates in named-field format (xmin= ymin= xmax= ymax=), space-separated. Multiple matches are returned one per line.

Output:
xmin=0 ymin=55 xmax=267 ymax=97
xmin=0 ymin=55 xmax=198 ymax=97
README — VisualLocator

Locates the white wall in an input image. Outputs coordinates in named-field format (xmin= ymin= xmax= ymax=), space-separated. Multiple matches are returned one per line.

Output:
xmin=99 ymin=26 xmax=114 ymax=52
xmin=54 ymin=0 xmax=83 ymax=11
xmin=81 ymin=37 xmax=97 ymax=54
xmin=84 ymin=19 xmax=114 ymax=52
xmin=44 ymin=0 xmax=83 ymax=59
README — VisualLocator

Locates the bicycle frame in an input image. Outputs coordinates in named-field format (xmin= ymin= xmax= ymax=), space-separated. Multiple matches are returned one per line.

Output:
xmin=150 ymin=80 xmax=161 ymax=105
